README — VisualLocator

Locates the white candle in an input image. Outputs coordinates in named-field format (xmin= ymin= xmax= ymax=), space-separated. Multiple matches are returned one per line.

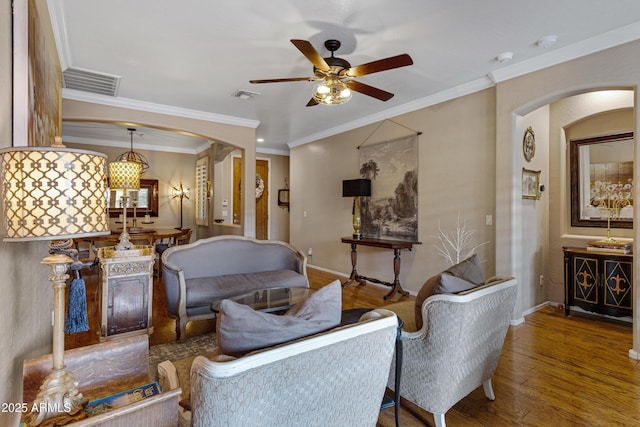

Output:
xmin=118 ymin=214 xmax=123 ymax=222
xmin=144 ymin=214 xmax=151 ymax=223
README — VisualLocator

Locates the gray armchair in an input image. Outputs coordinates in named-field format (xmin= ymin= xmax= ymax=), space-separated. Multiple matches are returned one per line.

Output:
xmin=384 ymin=277 xmax=518 ymax=427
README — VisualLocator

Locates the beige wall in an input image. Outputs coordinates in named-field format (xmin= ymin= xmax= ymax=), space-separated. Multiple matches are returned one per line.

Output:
xmin=546 ymin=94 xmax=634 ymax=308
xmin=291 ymin=88 xmax=497 ymax=291
xmin=1 ymin=2 xmax=61 ymax=426
xmin=62 ymin=99 xmax=258 ymax=237
xmin=519 ymin=105 xmax=550 ymax=311
xmin=293 ymin=39 xmax=640 ymax=355
xmin=65 ymin=142 xmax=198 ymax=233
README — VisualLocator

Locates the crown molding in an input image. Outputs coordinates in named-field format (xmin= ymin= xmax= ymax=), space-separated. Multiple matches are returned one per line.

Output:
xmin=46 ymin=0 xmax=72 ymax=70
xmin=62 ymin=89 xmax=260 ymax=128
xmin=488 ymin=21 xmax=640 ymax=84
xmin=63 ymin=135 xmax=200 ymax=155
xmin=256 ymin=146 xmax=290 ymax=156
xmin=288 ymin=76 xmax=494 ymax=148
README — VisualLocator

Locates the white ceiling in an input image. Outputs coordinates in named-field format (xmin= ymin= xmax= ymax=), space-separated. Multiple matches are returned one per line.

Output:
xmin=51 ymin=0 xmax=640 ymax=155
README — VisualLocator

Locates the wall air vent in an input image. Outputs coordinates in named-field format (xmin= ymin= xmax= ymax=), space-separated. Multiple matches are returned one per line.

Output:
xmin=232 ymin=90 xmax=260 ymax=100
xmin=62 ymin=67 xmax=121 ymax=97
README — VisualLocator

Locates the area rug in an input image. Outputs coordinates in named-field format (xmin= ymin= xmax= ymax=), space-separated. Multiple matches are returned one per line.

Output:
xmin=148 ymin=333 xmax=217 ymax=379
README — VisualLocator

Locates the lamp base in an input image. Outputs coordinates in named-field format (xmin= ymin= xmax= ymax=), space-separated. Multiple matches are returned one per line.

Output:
xmin=24 ymin=367 xmax=87 ymax=426
xmin=352 ymin=233 xmax=363 ymax=239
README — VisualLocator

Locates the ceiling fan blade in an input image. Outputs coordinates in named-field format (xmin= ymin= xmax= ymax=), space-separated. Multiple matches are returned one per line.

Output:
xmin=250 ymin=77 xmax=317 ymax=84
xmin=346 ymin=80 xmax=394 ymax=101
xmin=306 ymin=98 xmax=319 ymax=107
xmin=291 ymin=39 xmax=330 ymax=72
xmin=345 ymin=54 xmax=413 ymax=77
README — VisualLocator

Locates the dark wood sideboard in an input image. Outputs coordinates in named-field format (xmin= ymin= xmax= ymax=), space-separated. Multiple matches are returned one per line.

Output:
xmin=563 ymin=247 xmax=632 ymax=318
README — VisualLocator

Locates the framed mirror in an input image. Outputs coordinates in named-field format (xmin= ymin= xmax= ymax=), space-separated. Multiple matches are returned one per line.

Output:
xmin=108 ymin=178 xmax=159 ymax=217
xmin=570 ymin=132 xmax=633 ymax=229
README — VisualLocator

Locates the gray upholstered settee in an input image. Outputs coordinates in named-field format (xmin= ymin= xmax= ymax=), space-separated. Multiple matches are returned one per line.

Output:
xmin=157 ymin=309 xmax=398 ymax=427
xmin=384 ymin=276 xmax=518 ymax=427
xmin=162 ymin=235 xmax=308 ymax=338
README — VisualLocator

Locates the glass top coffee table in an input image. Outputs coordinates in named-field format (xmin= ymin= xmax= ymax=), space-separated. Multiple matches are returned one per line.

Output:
xmin=211 ymin=287 xmax=315 ymax=313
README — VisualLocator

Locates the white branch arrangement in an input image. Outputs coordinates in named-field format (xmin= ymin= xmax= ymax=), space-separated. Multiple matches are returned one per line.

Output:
xmin=434 ymin=212 xmax=489 ymax=266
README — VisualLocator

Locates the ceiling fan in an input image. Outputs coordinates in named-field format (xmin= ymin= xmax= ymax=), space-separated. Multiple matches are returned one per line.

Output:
xmin=250 ymin=39 xmax=413 ymax=106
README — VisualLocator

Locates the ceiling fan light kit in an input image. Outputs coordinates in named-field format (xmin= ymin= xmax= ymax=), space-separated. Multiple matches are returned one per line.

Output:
xmin=313 ymin=78 xmax=352 ymax=105
xmin=250 ymin=38 xmax=413 ymax=106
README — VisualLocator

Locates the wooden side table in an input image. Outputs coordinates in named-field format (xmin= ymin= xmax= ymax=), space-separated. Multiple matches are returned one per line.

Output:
xmin=341 ymin=236 xmax=417 ymax=299
xmin=563 ymin=246 xmax=632 ymax=317
xmin=22 ymin=335 xmax=180 ymax=427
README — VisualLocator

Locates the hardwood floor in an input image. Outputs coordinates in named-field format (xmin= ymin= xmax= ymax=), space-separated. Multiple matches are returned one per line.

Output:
xmin=66 ymin=266 xmax=640 ymax=426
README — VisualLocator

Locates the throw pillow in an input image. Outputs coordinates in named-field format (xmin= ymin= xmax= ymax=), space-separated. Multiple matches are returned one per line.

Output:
xmin=444 ymin=253 xmax=484 ymax=285
xmin=414 ymin=254 xmax=484 ymax=329
xmin=216 ymin=280 xmax=342 ymax=356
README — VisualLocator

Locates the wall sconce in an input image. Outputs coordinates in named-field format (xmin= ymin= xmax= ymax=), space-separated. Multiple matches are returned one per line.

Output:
xmin=342 ymin=179 xmax=371 ymax=239
xmin=278 ymin=178 xmax=290 ymax=211
xmin=173 ymin=182 xmax=190 ymax=229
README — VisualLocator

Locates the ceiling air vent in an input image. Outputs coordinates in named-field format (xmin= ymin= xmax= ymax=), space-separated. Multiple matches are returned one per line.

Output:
xmin=62 ymin=67 xmax=121 ymax=97
xmin=232 ymin=90 xmax=260 ymax=100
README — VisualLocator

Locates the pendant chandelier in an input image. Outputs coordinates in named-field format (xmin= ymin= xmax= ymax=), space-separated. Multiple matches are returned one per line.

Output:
xmin=116 ymin=127 xmax=150 ymax=175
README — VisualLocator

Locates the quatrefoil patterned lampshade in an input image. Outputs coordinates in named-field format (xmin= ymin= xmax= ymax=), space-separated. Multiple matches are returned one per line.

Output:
xmin=108 ymin=160 xmax=142 ymax=190
xmin=1 ymin=146 xmax=110 ymax=241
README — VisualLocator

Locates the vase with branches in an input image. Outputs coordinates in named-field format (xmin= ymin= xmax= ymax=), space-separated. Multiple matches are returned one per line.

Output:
xmin=434 ymin=212 xmax=489 ymax=266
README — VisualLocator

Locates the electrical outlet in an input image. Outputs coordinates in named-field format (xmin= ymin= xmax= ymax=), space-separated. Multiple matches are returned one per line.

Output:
xmin=539 ymin=275 xmax=544 ymax=287
xmin=485 ymin=215 xmax=493 ymax=225
xmin=308 ymin=248 xmax=313 ymax=256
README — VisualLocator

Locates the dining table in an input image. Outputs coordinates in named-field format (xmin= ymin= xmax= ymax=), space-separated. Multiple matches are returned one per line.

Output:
xmin=76 ymin=227 xmax=185 ymax=246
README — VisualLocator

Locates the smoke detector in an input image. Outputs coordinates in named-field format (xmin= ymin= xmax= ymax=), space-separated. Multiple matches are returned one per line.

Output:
xmin=537 ymin=35 xmax=558 ymax=48
xmin=496 ymin=52 xmax=514 ymax=63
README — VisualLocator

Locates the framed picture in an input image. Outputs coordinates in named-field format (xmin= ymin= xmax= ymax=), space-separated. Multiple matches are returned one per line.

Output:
xmin=523 ymin=126 xmax=535 ymax=162
xmin=522 ymin=168 xmax=541 ymax=200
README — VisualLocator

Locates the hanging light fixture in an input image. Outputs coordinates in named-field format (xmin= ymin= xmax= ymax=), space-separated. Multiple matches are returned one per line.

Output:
xmin=313 ymin=76 xmax=352 ymax=105
xmin=116 ymin=127 xmax=150 ymax=175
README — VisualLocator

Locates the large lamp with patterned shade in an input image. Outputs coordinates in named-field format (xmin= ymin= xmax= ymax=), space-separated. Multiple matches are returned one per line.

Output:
xmin=109 ymin=160 xmax=142 ymax=251
xmin=0 ymin=137 xmax=109 ymax=424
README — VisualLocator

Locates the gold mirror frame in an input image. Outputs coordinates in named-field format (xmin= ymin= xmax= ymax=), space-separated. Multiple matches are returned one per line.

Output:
xmin=108 ymin=178 xmax=158 ymax=217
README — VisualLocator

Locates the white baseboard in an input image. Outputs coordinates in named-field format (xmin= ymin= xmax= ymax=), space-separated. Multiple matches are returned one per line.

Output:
xmin=629 ymin=349 xmax=640 ymax=360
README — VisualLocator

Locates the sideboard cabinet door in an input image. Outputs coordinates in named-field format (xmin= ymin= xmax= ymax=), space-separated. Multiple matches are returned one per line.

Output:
xmin=563 ymin=247 xmax=632 ymax=318
xmin=98 ymin=247 xmax=155 ymax=340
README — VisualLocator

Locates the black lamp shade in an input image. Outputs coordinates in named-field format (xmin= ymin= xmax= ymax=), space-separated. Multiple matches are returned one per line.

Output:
xmin=343 ymin=179 xmax=371 ymax=197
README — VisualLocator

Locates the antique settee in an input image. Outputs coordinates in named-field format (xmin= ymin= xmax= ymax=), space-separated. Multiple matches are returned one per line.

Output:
xmin=157 ymin=309 xmax=398 ymax=427
xmin=162 ymin=235 xmax=308 ymax=338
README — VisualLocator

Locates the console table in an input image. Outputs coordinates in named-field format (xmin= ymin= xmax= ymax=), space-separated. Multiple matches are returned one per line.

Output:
xmin=341 ymin=236 xmax=418 ymax=300
xmin=563 ymin=247 xmax=632 ymax=317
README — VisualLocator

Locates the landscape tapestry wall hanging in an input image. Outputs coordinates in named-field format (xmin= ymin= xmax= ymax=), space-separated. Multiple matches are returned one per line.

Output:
xmin=359 ymin=135 xmax=418 ymax=241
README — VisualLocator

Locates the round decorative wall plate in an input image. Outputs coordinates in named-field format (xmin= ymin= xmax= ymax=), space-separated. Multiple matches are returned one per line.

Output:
xmin=523 ymin=126 xmax=535 ymax=162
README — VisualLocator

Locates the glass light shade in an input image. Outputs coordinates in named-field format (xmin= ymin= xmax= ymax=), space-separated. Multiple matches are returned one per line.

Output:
xmin=1 ymin=147 xmax=110 ymax=241
xmin=313 ymin=78 xmax=352 ymax=105
xmin=109 ymin=161 xmax=142 ymax=190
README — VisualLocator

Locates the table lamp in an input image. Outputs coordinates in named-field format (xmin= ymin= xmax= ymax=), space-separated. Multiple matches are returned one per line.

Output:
xmin=342 ymin=179 xmax=371 ymax=239
xmin=0 ymin=137 xmax=110 ymax=425
xmin=108 ymin=160 xmax=142 ymax=250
